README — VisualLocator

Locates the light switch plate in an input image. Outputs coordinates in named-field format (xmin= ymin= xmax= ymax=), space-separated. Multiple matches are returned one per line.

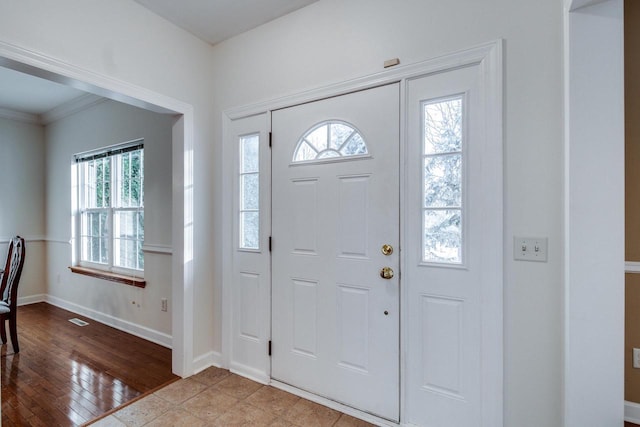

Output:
xmin=514 ymin=237 xmax=548 ymax=262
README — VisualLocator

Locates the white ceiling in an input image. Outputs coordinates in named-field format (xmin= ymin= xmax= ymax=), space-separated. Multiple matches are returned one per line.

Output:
xmin=0 ymin=66 xmax=88 ymax=116
xmin=134 ymin=0 xmax=319 ymax=45
xmin=0 ymin=1 xmax=318 ymax=118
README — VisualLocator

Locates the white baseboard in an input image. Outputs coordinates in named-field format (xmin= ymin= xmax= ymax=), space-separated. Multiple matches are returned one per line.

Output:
xmin=20 ymin=295 xmax=228 ymax=385
xmin=626 ymin=400 xmax=640 ymax=424
xmin=192 ymin=351 xmax=223 ymax=375
xmin=45 ymin=295 xmax=172 ymax=348
xmin=17 ymin=294 xmax=46 ymax=306
xmin=229 ymin=361 xmax=269 ymax=385
xmin=270 ymin=380 xmax=398 ymax=427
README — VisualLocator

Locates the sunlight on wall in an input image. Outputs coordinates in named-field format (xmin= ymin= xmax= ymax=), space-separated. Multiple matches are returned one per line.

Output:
xmin=184 ymin=148 xmax=194 ymax=264
xmin=70 ymin=163 xmax=78 ymax=264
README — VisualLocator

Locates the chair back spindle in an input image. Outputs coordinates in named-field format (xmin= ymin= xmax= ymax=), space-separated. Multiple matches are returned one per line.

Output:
xmin=0 ymin=236 xmax=25 ymax=353
xmin=1 ymin=237 xmax=25 ymax=306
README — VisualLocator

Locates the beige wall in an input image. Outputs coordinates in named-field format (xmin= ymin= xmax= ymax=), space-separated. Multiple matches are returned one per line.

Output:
xmin=0 ymin=117 xmax=47 ymax=299
xmin=45 ymin=99 xmax=174 ymax=340
xmin=626 ymin=0 xmax=640 ymax=403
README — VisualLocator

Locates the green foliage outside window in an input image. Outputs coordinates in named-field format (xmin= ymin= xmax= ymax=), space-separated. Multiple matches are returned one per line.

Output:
xmin=78 ymin=144 xmax=145 ymax=271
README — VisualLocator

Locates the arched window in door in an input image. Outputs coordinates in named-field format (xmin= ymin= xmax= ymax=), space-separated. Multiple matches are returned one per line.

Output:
xmin=292 ymin=121 xmax=368 ymax=163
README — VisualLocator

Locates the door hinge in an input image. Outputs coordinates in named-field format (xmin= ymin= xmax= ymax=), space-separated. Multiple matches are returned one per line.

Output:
xmin=268 ymin=340 xmax=272 ymax=356
xmin=269 ymin=132 xmax=272 ymax=148
xmin=269 ymin=236 xmax=272 ymax=252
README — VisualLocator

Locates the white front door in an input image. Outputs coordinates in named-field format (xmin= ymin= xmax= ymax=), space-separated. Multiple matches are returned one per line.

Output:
xmin=271 ymin=83 xmax=400 ymax=421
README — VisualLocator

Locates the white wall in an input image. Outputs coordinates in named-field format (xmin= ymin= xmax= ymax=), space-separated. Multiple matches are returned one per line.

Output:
xmin=565 ymin=1 xmax=624 ymax=425
xmin=0 ymin=117 xmax=46 ymax=299
xmin=0 ymin=1 xmax=572 ymax=424
xmin=211 ymin=1 xmax=563 ymax=426
xmin=45 ymin=99 xmax=174 ymax=340
xmin=0 ymin=0 xmax=217 ymax=365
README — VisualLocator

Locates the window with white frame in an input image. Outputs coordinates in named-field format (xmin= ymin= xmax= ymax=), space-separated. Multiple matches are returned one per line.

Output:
xmin=292 ymin=120 xmax=368 ymax=163
xmin=422 ymin=96 xmax=464 ymax=264
xmin=75 ymin=140 xmax=145 ymax=273
xmin=239 ymin=134 xmax=259 ymax=250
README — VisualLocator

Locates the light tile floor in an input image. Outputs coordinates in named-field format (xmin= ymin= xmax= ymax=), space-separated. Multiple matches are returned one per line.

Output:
xmin=88 ymin=366 xmax=375 ymax=427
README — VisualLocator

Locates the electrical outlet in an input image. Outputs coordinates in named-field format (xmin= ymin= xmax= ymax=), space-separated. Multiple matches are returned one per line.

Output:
xmin=161 ymin=298 xmax=168 ymax=312
xmin=634 ymin=348 xmax=640 ymax=368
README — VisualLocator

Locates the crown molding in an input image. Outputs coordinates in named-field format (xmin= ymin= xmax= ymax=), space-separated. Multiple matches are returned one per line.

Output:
xmin=0 ymin=94 xmax=106 ymax=126
xmin=0 ymin=107 xmax=40 ymax=124
xmin=567 ymin=0 xmax=610 ymax=11
xmin=41 ymin=93 xmax=105 ymax=125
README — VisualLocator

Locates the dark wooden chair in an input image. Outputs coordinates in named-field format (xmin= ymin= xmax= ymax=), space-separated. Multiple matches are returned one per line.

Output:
xmin=0 ymin=236 xmax=25 ymax=353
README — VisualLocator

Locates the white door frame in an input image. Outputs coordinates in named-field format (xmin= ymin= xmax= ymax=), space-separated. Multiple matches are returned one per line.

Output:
xmin=564 ymin=0 xmax=625 ymax=425
xmin=223 ymin=40 xmax=503 ymax=426
xmin=0 ymin=41 xmax=195 ymax=377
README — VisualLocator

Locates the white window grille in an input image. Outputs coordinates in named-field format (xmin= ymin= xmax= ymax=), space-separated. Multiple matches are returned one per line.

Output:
xmin=422 ymin=96 xmax=464 ymax=264
xmin=292 ymin=121 xmax=368 ymax=163
xmin=75 ymin=140 xmax=144 ymax=272
xmin=239 ymin=134 xmax=260 ymax=249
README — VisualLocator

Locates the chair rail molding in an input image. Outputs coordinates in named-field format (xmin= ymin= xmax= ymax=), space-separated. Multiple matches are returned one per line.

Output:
xmin=0 ymin=236 xmax=47 ymax=244
xmin=626 ymin=261 xmax=640 ymax=274
xmin=142 ymin=243 xmax=173 ymax=255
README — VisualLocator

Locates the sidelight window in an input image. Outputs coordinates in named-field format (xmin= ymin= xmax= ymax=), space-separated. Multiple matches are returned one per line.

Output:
xmin=239 ymin=134 xmax=260 ymax=249
xmin=422 ymin=96 xmax=464 ymax=264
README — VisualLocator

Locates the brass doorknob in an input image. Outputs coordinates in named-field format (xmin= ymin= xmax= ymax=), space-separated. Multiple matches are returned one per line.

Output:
xmin=381 ymin=244 xmax=393 ymax=256
xmin=380 ymin=267 xmax=394 ymax=279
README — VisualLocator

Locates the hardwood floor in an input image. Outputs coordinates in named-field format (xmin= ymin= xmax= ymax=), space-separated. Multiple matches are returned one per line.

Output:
xmin=1 ymin=303 xmax=177 ymax=426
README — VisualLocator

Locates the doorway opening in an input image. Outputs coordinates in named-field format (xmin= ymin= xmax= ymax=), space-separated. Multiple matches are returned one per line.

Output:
xmin=0 ymin=41 xmax=194 ymax=377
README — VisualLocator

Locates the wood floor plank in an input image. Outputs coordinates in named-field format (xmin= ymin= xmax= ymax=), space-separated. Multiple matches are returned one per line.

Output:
xmin=1 ymin=303 xmax=177 ymax=426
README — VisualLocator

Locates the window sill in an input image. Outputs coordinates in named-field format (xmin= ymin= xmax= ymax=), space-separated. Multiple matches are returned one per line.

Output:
xmin=69 ymin=266 xmax=146 ymax=288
